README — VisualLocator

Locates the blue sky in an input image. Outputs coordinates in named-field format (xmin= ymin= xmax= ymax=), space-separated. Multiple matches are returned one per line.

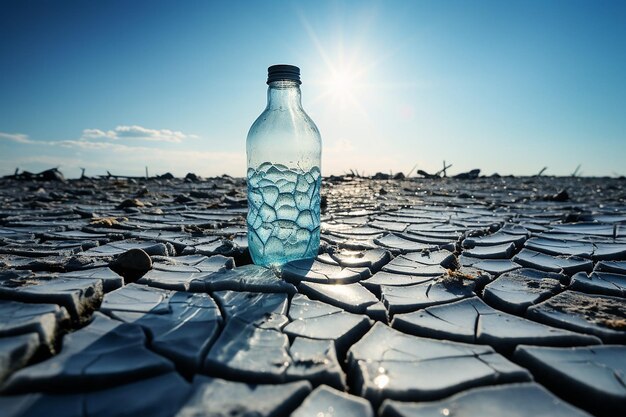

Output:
xmin=1 ymin=0 xmax=624 ymax=177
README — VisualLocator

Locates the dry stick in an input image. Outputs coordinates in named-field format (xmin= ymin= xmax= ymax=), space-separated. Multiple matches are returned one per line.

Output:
xmin=571 ymin=164 xmax=581 ymax=177
xmin=434 ymin=163 xmax=453 ymax=177
xmin=406 ymin=163 xmax=419 ymax=177
xmin=536 ymin=167 xmax=548 ymax=177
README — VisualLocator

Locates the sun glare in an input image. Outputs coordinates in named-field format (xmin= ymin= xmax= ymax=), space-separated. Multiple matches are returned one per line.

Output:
xmin=296 ymin=10 xmax=375 ymax=115
xmin=325 ymin=68 xmax=361 ymax=106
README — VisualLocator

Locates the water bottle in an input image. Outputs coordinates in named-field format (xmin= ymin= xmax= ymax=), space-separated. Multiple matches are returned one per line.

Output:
xmin=246 ymin=64 xmax=322 ymax=266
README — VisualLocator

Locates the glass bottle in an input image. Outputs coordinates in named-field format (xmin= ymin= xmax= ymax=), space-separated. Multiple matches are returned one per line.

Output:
xmin=246 ymin=64 xmax=322 ymax=267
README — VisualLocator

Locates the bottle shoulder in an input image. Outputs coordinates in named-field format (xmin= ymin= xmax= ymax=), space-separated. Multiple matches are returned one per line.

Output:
xmin=247 ymin=106 xmax=321 ymax=143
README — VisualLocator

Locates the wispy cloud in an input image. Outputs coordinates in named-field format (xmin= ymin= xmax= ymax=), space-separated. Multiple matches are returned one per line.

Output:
xmin=0 ymin=126 xmax=244 ymax=177
xmin=81 ymin=125 xmax=196 ymax=143
xmin=0 ymin=132 xmax=34 ymax=144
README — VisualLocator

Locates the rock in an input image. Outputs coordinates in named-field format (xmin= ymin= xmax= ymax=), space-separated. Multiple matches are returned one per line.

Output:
xmin=380 ymin=382 xmax=592 ymax=417
xmin=185 ymin=172 xmax=200 ymax=182
xmin=174 ymin=194 xmax=194 ymax=204
xmin=373 ymin=172 xmax=392 ymax=180
xmin=40 ymin=168 xmax=65 ymax=182
xmin=157 ymin=172 xmax=175 ymax=180
xmin=109 ymin=248 xmax=152 ymax=281
xmin=453 ymin=169 xmax=480 ymax=180
xmin=292 ymin=385 xmax=374 ymax=417
xmin=515 ymin=345 xmax=626 ymax=417
xmin=116 ymin=198 xmax=144 ymax=209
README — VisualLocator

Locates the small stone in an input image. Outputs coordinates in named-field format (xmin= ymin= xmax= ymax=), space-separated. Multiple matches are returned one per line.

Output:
xmin=109 ymin=248 xmax=152 ymax=282
xmin=116 ymin=198 xmax=144 ymax=209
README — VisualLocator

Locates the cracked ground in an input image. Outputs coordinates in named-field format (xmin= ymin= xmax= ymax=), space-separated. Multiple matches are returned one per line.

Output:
xmin=0 ymin=174 xmax=625 ymax=416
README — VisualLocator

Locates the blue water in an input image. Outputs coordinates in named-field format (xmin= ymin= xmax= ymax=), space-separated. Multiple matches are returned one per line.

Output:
xmin=247 ymin=162 xmax=321 ymax=266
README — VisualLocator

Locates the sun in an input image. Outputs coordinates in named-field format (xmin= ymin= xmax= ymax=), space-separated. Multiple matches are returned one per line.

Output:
xmin=325 ymin=68 xmax=359 ymax=105
xmin=310 ymin=60 xmax=370 ymax=115
xmin=296 ymin=8 xmax=382 ymax=117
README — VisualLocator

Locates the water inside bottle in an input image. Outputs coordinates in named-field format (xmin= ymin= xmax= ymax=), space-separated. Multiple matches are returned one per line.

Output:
xmin=247 ymin=162 xmax=321 ymax=266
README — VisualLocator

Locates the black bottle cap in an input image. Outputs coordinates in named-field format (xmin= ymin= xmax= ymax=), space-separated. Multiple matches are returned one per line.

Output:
xmin=267 ymin=64 xmax=301 ymax=85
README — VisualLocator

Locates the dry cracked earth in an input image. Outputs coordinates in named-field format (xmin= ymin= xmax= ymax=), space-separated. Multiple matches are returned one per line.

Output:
xmin=0 ymin=172 xmax=625 ymax=417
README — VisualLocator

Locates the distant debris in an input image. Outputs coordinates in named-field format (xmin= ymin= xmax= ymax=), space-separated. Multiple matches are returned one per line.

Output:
xmin=549 ymin=189 xmax=569 ymax=202
xmin=454 ymin=169 xmax=481 ymax=180
xmin=537 ymin=188 xmax=569 ymax=202
xmin=185 ymin=172 xmax=200 ymax=182
xmin=372 ymin=172 xmax=392 ymax=180
xmin=3 ymin=167 xmax=65 ymax=182
xmin=416 ymin=169 xmax=440 ymax=179
xmin=370 ymin=172 xmax=406 ymax=180
xmin=415 ymin=167 xmax=480 ymax=180
xmin=535 ymin=167 xmax=548 ymax=177
xmin=415 ymin=161 xmax=453 ymax=179
xmin=116 ymin=198 xmax=145 ymax=209
xmin=157 ymin=172 xmax=175 ymax=180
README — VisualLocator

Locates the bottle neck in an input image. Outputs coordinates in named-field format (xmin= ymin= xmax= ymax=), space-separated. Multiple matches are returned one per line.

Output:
xmin=267 ymin=80 xmax=303 ymax=110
